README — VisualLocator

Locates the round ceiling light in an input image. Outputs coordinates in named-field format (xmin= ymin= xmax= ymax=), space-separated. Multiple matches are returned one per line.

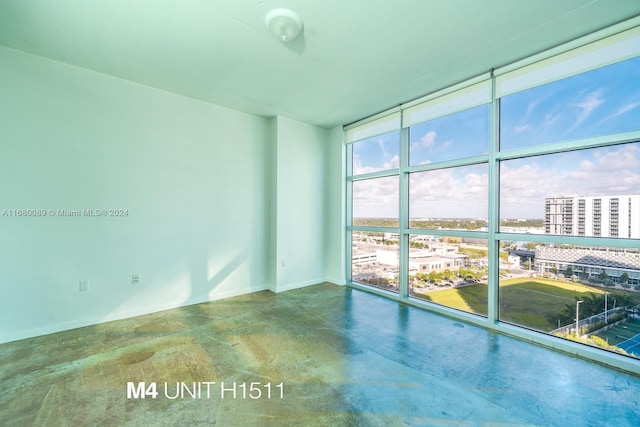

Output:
xmin=265 ymin=8 xmax=303 ymax=42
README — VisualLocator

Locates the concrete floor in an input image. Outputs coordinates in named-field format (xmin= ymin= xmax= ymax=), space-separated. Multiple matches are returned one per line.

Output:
xmin=1 ymin=283 xmax=639 ymax=426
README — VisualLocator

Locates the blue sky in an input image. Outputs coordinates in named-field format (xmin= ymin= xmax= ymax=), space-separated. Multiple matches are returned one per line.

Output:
xmin=353 ymin=56 xmax=640 ymax=220
xmin=409 ymin=105 xmax=488 ymax=165
xmin=501 ymin=55 xmax=640 ymax=150
xmin=500 ymin=56 xmax=640 ymax=218
xmin=352 ymin=131 xmax=400 ymax=175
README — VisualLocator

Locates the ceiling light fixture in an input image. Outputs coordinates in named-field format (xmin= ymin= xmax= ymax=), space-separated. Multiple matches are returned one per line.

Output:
xmin=265 ymin=8 xmax=303 ymax=42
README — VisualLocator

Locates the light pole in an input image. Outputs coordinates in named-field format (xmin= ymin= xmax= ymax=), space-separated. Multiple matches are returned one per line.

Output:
xmin=576 ymin=300 xmax=583 ymax=337
xmin=604 ymin=292 xmax=610 ymax=324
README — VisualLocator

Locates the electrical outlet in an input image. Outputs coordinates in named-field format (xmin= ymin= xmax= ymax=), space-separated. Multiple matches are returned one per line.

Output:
xmin=79 ymin=280 xmax=89 ymax=292
xmin=132 ymin=274 xmax=140 ymax=285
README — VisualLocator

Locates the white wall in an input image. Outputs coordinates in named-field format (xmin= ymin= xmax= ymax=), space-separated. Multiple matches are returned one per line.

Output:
xmin=0 ymin=45 xmax=347 ymax=343
xmin=273 ymin=116 xmax=329 ymax=292
xmin=324 ymin=126 xmax=346 ymax=284
xmin=0 ymin=46 xmax=277 ymax=342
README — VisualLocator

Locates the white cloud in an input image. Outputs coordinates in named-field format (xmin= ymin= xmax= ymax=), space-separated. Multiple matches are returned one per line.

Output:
xmin=409 ymin=167 xmax=488 ymax=218
xmin=377 ymin=137 xmax=388 ymax=157
xmin=500 ymin=162 xmax=564 ymax=218
xmin=386 ymin=155 xmax=400 ymax=169
xmin=578 ymin=159 xmax=594 ymax=171
xmin=352 ymin=153 xmax=365 ymax=175
xmin=569 ymin=145 xmax=640 ymax=194
xmin=352 ymin=176 xmax=399 ymax=218
xmin=420 ymin=130 xmax=437 ymax=148
xmin=613 ymin=101 xmax=640 ymax=116
xmin=515 ymin=124 xmax=531 ymax=133
xmin=353 ymin=142 xmax=640 ymax=219
xmin=591 ymin=144 xmax=639 ymax=171
xmin=543 ymin=112 xmax=560 ymax=131
xmin=352 ymin=153 xmax=399 ymax=175
xmin=599 ymin=101 xmax=640 ymax=124
xmin=412 ymin=131 xmax=454 ymax=165
xmin=501 ymin=144 xmax=640 ymax=217
xmin=418 ymin=132 xmax=452 ymax=151
xmin=525 ymin=99 xmax=541 ymax=117
xmin=570 ymin=90 xmax=604 ymax=129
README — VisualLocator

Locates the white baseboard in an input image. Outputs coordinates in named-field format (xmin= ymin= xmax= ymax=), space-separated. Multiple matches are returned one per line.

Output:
xmin=0 ymin=284 xmax=268 ymax=344
xmin=1 ymin=280 xmax=347 ymax=344
xmin=274 ymin=278 xmax=326 ymax=293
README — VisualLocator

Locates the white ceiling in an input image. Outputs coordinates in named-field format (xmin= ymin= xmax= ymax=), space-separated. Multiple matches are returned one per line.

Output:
xmin=1 ymin=0 xmax=639 ymax=128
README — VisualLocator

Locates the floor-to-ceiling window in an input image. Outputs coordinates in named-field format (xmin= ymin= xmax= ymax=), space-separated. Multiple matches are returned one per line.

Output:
xmin=405 ymin=86 xmax=491 ymax=315
xmin=345 ymin=21 xmax=640 ymax=371
xmin=348 ymin=121 xmax=401 ymax=294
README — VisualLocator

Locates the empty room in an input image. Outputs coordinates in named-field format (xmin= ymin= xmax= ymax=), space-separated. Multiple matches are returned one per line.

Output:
xmin=1 ymin=1 xmax=640 ymax=425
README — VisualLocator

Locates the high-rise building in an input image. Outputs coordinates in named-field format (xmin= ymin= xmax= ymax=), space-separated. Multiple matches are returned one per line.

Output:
xmin=545 ymin=195 xmax=640 ymax=238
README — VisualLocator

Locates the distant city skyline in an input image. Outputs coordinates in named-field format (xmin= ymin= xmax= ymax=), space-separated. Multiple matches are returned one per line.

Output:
xmin=353 ymin=142 xmax=640 ymax=219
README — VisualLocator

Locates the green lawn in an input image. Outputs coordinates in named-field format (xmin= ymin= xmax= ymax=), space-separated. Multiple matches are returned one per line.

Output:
xmin=414 ymin=284 xmax=488 ymax=316
xmin=414 ymin=278 xmax=607 ymax=332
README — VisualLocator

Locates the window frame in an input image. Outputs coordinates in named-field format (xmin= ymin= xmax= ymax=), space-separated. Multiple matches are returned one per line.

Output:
xmin=344 ymin=19 xmax=640 ymax=374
